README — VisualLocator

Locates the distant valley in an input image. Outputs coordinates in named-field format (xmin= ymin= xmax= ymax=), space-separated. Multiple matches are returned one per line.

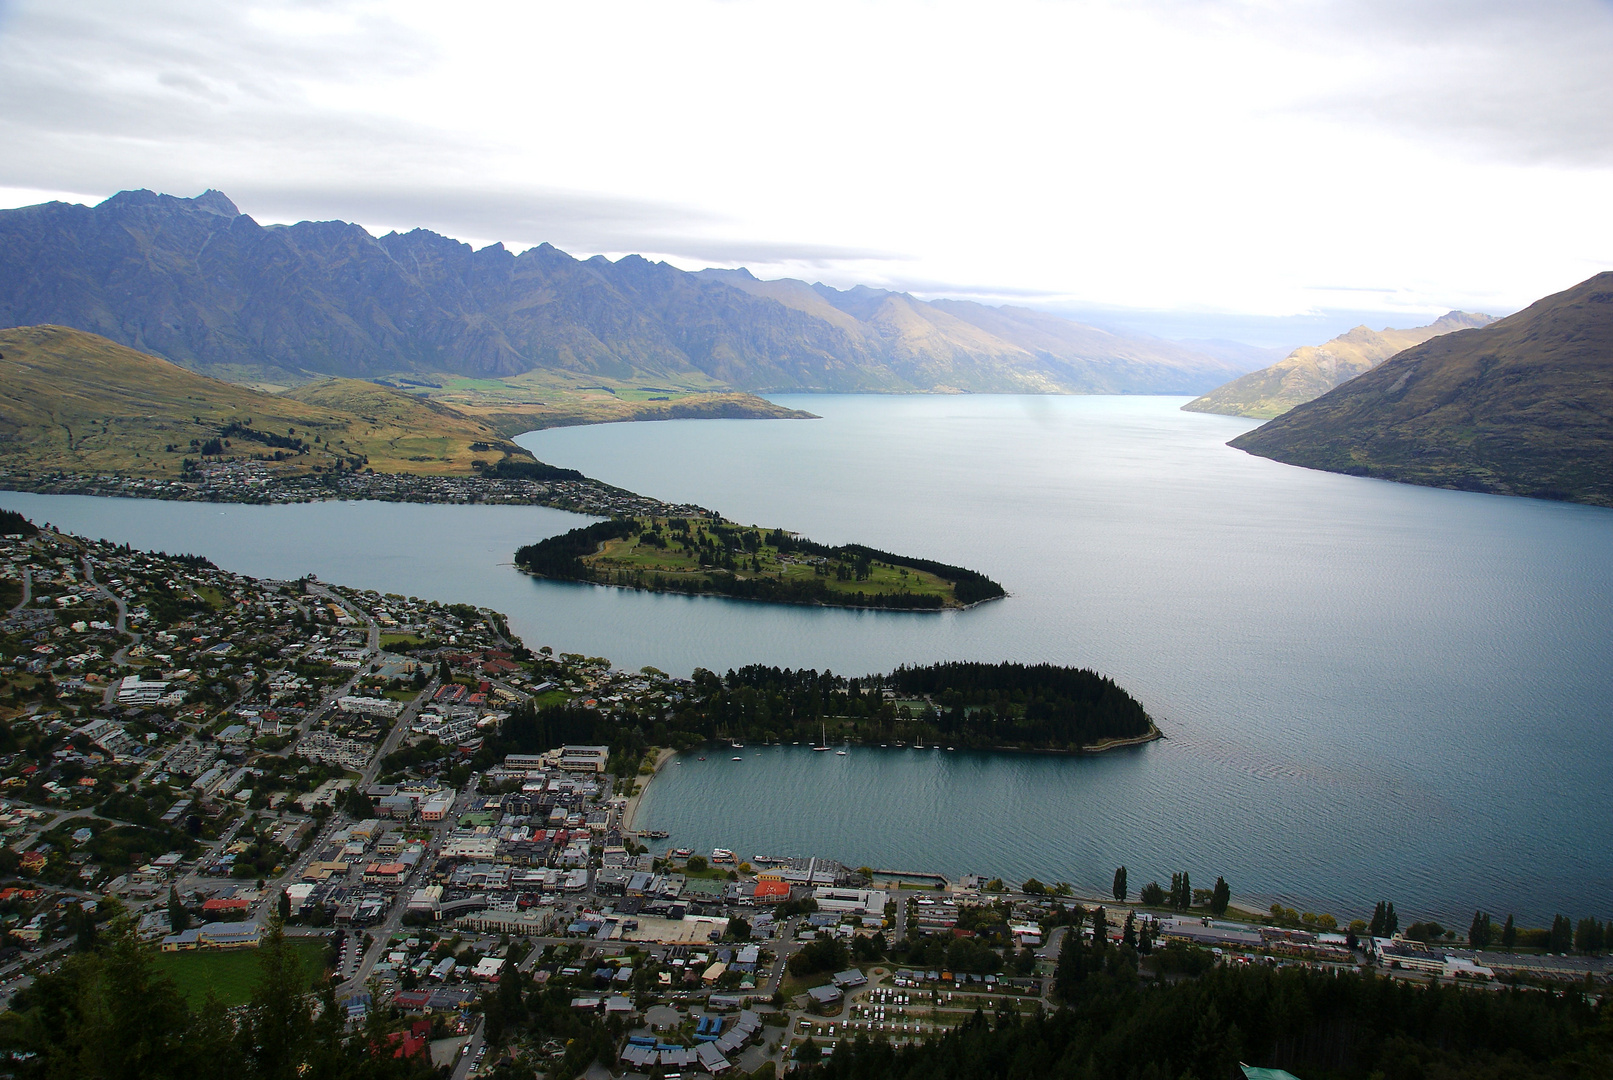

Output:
xmin=1183 ymin=311 xmax=1493 ymax=420
xmin=1231 ymin=272 xmax=1613 ymax=507
xmin=0 ymin=189 xmax=1254 ymax=398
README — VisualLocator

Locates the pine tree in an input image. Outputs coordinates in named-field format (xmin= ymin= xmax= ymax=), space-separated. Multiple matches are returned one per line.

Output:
xmin=1113 ymin=866 xmax=1128 ymax=903
xmin=1370 ymin=901 xmax=1386 ymax=938
xmin=1385 ymin=902 xmax=1398 ymax=936
xmin=1210 ymin=877 xmax=1230 ymax=916
xmin=1178 ymin=872 xmax=1191 ymax=911
xmin=1502 ymin=913 xmax=1517 ymax=949
xmin=1053 ymin=927 xmax=1087 ymax=999
xmin=241 ymin=919 xmax=312 ymax=1080
xmin=1092 ymin=906 xmax=1109 ymax=950
xmin=1574 ymin=917 xmax=1602 ymax=954
xmin=168 ymin=885 xmax=190 ymax=933
xmin=1550 ymin=914 xmax=1574 ymax=953
xmin=1123 ymin=910 xmax=1138 ymax=948
xmin=1469 ymin=911 xmax=1492 ymax=949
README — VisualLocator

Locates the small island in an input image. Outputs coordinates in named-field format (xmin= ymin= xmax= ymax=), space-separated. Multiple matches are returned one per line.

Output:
xmin=514 ymin=516 xmax=1006 ymax=610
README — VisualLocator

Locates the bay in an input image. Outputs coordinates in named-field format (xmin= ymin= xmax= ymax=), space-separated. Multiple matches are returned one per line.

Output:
xmin=5 ymin=394 xmax=1611 ymax=924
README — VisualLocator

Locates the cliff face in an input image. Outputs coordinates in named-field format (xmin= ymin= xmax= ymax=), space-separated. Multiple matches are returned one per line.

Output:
xmin=1230 ymin=273 xmax=1613 ymax=507
xmin=1183 ymin=311 xmax=1493 ymax=419
xmin=0 ymin=189 xmax=1250 ymax=394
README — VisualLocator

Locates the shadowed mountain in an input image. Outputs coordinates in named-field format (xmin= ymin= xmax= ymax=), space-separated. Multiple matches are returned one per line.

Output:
xmin=0 ymin=189 xmax=1252 ymax=394
xmin=1183 ymin=311 xmax=1493 ymax=419
xmin=1230 ymin=273 xmax=1613 ymax=507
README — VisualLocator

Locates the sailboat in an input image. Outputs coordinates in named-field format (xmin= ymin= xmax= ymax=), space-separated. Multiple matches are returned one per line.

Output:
xmin=813 ymin=721 xmax=831 ymax=751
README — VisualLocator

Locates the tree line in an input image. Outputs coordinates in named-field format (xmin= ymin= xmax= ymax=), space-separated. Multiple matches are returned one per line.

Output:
xmin=513 ymin=517 xmax=1005 ymax=609
xmin=799 ymin=950 xmax=1611 ymax=1080
xmin=0 ymin=909 xmax=432 ymax=1080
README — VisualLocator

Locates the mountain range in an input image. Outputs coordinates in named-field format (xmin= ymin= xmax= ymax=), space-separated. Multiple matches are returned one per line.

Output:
xmin=0 ymin=189 xmax=1252 ymax=395
xmin=1231 ymin=272 xmax=1613 ymax=507
xmin=1183 ymin=311 xmax=1494 ymax=419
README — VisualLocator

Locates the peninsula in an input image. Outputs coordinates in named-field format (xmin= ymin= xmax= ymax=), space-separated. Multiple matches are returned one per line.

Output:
xmin=513 ymin=517 xmax=1006 ymax=610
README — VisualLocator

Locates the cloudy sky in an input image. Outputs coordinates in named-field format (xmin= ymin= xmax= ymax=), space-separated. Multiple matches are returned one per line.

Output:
xmin=3 ymin=0 xmax=1612 ymax=343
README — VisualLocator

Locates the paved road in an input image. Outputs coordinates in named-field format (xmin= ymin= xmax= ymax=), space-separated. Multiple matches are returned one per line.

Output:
xmin=81 ymin=554 xmax=142 ymax=699
xmin=7 ymin=567 xmax=30 ymax=615
xmin=451 ymin=1018 xmax=485 ymax=1080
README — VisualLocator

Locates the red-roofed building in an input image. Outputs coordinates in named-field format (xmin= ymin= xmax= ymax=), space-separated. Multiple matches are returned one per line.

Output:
xmin=202 ymin=897 xmax=251 ymax=915
xmin=378 ymin=1020 xmax=430 ymax=1060
xmin=752 ymin=880 xmax=791 ymax=903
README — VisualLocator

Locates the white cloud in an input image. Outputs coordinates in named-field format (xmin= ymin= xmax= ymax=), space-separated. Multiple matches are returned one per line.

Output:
xmin=0 ymin=0 xmax=1610 ymax=325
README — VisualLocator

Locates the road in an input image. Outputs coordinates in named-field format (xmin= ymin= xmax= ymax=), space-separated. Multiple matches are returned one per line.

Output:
xmin=7 ymin=566 xmax=30 ymax=615
xmin=81 ymin=554 xmax=142 ymax=700
xmin=451 ymin=1018 xmax=486 ymax=1080
xmin=337 ymin=766 xmax=474 ymax=992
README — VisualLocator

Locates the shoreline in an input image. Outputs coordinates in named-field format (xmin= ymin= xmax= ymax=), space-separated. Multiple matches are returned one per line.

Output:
xmin=518 ymin=571 xmax=1005 ymax=613
xmin=621 ymin=746 xmax=678 ymax=833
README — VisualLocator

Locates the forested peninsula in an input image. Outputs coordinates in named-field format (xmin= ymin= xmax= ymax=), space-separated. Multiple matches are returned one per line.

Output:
xmin=472 ymin=662 xmax=1157 ymax=757
xmin=514 ymin=517 xmax=1006 ymax=611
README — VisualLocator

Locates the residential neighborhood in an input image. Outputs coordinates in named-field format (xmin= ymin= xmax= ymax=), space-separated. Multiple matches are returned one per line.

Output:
xmin=0 ymin=516 xmax=1608 ymax=1079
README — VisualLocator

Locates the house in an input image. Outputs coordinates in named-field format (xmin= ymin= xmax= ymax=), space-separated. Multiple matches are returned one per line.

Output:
xmin=807 ymin=984 xmax=843 ymax=1011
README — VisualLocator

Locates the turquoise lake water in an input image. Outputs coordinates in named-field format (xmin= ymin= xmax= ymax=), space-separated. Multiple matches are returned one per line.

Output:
xmin=5 ymin=394 xmax=1610 ymax=924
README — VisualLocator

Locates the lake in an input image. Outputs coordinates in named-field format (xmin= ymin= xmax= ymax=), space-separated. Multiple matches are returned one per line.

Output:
xmin=5 ymin=394 xmax=1611 ymax=924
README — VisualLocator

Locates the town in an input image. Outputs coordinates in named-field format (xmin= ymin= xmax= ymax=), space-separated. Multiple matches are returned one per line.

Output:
xmin=0 ymin=512 xmax=1608 ymax=1080
xmin=0 ymin=460 xmax=718 ymax=519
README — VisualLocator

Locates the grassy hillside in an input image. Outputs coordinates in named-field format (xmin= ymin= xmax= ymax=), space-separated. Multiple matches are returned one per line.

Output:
xmin=393 ymin=366 xmax=817 ymax=433
xmin=1230 ymin=273 xmax=1613 ymax=506
xmin=0 ymin=325 xmax=533 ymax=478
xmin=1183 ymin=311 xmax=1493 ymax=419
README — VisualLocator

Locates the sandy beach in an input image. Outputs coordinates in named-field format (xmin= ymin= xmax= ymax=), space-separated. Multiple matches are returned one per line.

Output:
xmin=620 ymin=746 xmax=677 ymax=833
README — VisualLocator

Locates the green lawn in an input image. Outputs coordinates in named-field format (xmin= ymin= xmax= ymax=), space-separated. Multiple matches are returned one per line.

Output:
xmin=155 ymin=938 xmax=329 ymax=1007
xmin=380 ymin=632 xmax=424 ymax=649
xmin=590 ymin=520 xmax=956 ymax=602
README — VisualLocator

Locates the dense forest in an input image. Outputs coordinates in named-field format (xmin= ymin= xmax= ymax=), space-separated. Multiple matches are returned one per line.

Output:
xmin=474 ymin=661 xmax=1152 ymax=761
xmin=802 ymin=943 xmax=1612 ymax=1080
xmin=513 ymin=517 xmax=1005 ymax=610
xmin=0 ymin=509 xmax=38 ymax=536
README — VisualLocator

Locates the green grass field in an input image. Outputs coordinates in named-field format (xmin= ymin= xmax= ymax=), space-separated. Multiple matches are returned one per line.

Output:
xmin=588 ymin=520 xmax=956 ymax=603
xmin=155 ymin=937 xmax=330 ymax=1007
xmin=380 ymin=632 xmax=424 ymax=649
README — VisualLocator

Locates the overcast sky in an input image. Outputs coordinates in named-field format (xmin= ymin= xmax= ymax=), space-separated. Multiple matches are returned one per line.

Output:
xmin=3 ymin=0 xmax=1612 ymax=342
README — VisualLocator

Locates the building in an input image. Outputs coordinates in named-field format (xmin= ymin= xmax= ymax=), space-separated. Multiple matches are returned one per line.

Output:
xmin=338 ymin=695 xmax=405 ymax=718
xmin=558 ymin=745 xmax=610 ymax=773
xmin=751 ymin=880 xmax=791 ymax=903
xmin=418 ymin=795 xmax=454 ymax=822
xmin=807 ymin=984 xmax=843 ymax=1011
xmin=813 ymin=887 xmax=889 ymax=916
xmin=454 ymin=907 xmax=555 ymax=936
xmin=117 ymin=674 xmax=169 ymax=705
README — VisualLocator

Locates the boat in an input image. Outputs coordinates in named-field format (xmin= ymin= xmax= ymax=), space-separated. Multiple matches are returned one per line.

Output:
xmin=813 ymin=721 xmax=831 ymax=751
xmin=697 ymin=756 xmax=705 ymax=761
xmin=731 ymin=741 xmax=744 ymax=749
xmin=639 ymin=830 xmax=669 ymax=839
xmin=674 ymin=848 xmax=693 ymax=858
xmin=712 ymin=848 xmax=736 ymax=863
xmin=731 ymin=756 xmax=742 ymax=761
xmin=836 ymin=750 xmax=848 ymax=756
